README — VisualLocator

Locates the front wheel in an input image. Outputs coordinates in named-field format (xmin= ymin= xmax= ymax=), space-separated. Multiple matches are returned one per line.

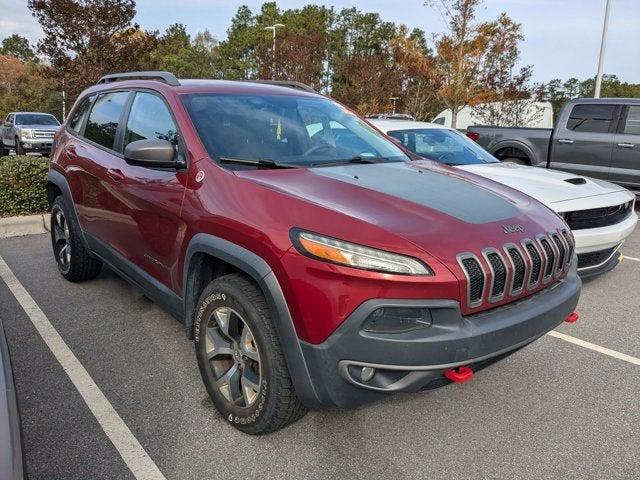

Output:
xmin=194 ymin=273 xmax=306 ymax=434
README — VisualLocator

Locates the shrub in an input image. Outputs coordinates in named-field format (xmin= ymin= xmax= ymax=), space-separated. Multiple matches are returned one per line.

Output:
xmin=0 ymin=155 xmax=49 ymax=217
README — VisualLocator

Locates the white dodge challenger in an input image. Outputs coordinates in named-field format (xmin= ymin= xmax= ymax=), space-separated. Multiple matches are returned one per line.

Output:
xmin=370 ymin=119 xmax=637 ymax=278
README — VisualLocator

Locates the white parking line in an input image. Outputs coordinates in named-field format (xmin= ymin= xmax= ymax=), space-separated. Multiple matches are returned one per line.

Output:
xmin=0 ymin=256 xmax=167 ymax=480
xmin=548 ymin=330 xmax=640 ymax=366
xmin=622 ymin=254 xmax=640 ymax=263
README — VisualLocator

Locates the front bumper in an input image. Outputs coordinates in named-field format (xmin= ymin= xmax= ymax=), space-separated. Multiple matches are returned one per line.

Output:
xmin=299 ymin=264 xmax=581 ymax=408
xmin=573 ymin=211 xmax=637 ymax=255
xmin=19 ymin=140 xmax=52 ymax=153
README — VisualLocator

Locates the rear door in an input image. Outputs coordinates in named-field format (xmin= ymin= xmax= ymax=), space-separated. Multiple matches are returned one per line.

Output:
xmin=549 ymin=103 xmax=618 ymax=180
xmin=610 ymin=104 xmax=640 ymax=191
xmin=66 ymin=90 xmax=132 ymax=250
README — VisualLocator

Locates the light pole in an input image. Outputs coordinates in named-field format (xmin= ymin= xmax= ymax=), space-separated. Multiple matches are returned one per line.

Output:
xmin=390 ymin=97 xmax=400 ymax=115
xmin=264 ymin=23 xmax=285 ymax=78
xmin=594 ymin=0 xmax=612 ymax=98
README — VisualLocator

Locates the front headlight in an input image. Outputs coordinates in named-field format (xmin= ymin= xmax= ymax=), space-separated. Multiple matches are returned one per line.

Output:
xmin=20 ymin=129 xmax=34 ymax=140
xmin=291 ymin=229 xmax=432 ymax=275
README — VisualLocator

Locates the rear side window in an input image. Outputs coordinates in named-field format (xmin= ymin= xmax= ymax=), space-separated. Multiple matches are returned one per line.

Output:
xmin=69 ymin=95 xmax=94 ymax=133
xmin=124 ymin=92 xmax=178 ymax=147
xmin=566 ymin=104 xmax=616 ymax=133
xmin=84 ymin=91 xmax=129 ymax=149
xmin=623 ymin=106 xmax=640 ymax=135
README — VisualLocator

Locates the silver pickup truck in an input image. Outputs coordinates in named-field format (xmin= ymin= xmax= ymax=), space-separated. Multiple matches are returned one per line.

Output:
xmin=1 ymin=112 xmax=61 ymax=156
xmin=468 ymin=98 xmax=640 ymax=193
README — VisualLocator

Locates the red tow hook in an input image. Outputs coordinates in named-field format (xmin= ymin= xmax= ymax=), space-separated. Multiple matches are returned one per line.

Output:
xmin=565 ymin=311 xmax=579 ymax=323
xmin=444 ymin=366 xmax=474 ymax=384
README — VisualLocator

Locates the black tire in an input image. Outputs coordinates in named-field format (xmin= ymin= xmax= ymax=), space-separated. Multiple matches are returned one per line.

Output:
xmin=502 ymin=157 xmax=527 ymax=165
xmin=194 ymin=273 xmax=306 ymax=434
xmin=15 ymin=138 xmax=25 ymax=155
xmin=50 ymin=196 xmax=102 ymax=282
xmin=0 ymin=140 xmax=7 ymax=156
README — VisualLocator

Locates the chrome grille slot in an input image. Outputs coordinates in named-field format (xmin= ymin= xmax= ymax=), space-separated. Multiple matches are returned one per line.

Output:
xmin=459 ymin=256 xmax=485 ymax=307
xmin=552 ymin=234 xmax=566 ymax=273
xmin=506 ymin=247 xmax=526 ymax=293
xmin=562 ymin=230 xmax=574 ymax=266
xmin=485 ymin=251 xmax=507 ymax=300
xmin=524 ymin=241 xmax=542 ymax=286
xmin=540 ymin=238 xmax=555 ymax=278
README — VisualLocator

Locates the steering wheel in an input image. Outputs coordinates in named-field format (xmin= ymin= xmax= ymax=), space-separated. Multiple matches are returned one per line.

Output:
xmin=303 ymin=142 xmax=335 ymax=157
xmin=437 ymin=152 xmax=457 ymax=164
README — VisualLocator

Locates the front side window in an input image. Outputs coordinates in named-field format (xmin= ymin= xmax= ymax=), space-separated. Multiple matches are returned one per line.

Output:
xmin=566 ymin=104 xmax=616 ymax=133
xmin=388 ymin=128 xmax=498 ymax=166
xmin=181 ymin=93 xmax=408 ymax=167
xmin=124 ymin=92 xmax=179 ymax=148
xmin=84 ymin=91 xmax=129 ymax=149
xmin=69 ymin=96 xmax=94 ymax=133
xmin=433 ymin=117 xmax=446 ymax=125
xmin=623 ymin=106 xmax=640 ymax=135
xmin=14 ymin=113 xmax=60 ymax=126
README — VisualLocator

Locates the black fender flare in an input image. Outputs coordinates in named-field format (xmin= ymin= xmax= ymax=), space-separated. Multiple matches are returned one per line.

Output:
xmin=183 ymin=233 xmax=322 ymax=407
xmin=47 ymin=169 xmax=90 ymax=249
xmin=489 ymin=140 xmax=537 ymax=164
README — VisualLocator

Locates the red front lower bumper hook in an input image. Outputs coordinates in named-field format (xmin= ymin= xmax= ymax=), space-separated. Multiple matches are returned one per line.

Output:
xmin=444 ymin=366 xmax=474 ymax=384
xmin=565 ymin=311 xmax=579 ymax=323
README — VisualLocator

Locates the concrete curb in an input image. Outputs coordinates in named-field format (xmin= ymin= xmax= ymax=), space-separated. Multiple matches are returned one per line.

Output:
xmin=0 ymin=214 xmax=50 ymax=239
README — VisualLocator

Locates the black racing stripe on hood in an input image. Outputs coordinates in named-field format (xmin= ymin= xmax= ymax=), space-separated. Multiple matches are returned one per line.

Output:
xmin=312 ymin=162 xmax=519 ymax=224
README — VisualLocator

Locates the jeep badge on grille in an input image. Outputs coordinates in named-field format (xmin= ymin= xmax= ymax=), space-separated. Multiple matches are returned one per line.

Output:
xmin=502 ymin=224 xmax=525 ymax=234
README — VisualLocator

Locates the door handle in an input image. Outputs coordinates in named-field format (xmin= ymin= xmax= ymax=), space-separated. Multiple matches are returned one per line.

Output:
xmin=617 ymin=143 xmax=635 ymax=148
xmin=557 ymin=139 xmax=574 ymax=144
xmin=65 ymin=145 xmax=78 ymax=159
xmin=107 ymin=168 xmax=125 ymax=181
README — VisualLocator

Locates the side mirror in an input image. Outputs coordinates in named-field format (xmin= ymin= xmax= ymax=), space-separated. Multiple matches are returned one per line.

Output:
xmin=3 ymin=122 xmax=11 ymax=127
xmin=124 ymin=139 xmax=183 ymax=168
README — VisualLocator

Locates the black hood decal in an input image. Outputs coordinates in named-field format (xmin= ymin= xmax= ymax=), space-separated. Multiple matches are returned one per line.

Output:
xmin=311 ymin=162 xmax=520 ymax=224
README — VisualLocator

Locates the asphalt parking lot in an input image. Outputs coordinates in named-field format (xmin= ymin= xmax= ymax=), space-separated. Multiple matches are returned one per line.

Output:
xmin=1 ymin=231 xmax=639 ymax=480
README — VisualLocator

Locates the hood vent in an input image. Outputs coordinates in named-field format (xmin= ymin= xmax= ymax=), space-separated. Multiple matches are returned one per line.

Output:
xmin=564 ymin=177 xmax=587 ymax=185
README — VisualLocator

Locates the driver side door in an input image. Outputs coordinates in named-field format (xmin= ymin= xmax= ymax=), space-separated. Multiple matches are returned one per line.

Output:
xmin=111 ymin=90 xmax=188 ymax=292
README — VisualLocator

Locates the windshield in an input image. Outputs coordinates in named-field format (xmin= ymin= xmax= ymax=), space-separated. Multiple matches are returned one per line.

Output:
xmin=15 ymin=114 xmax=60 ymax=126
xmin=387 ymin=128 xmax=498 ymax=166
xmin=181 ymin=94 xmax=409 ymax=167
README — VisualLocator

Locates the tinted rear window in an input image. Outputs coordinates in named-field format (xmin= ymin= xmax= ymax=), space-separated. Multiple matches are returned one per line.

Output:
xmin=69 ymin=95 xmax=94 ymax=133
xmin=623 ymin=106 xmax=640 ymax=135
xmin=566 ymin=104 xmax=616 ymax=133
xmin=84 ymin=91 xmax=129 ymax=150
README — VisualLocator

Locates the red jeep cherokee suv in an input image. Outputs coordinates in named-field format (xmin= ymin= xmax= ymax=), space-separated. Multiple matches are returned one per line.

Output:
xmin=47 ymin=71 xmax=581 ymax=434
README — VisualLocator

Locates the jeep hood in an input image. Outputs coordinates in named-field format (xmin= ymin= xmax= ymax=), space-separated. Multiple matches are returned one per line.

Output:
xmin=236 ymin=160 xmax=565 ymax=263
xmin=458 ymin=162 xmax=630 ymax=210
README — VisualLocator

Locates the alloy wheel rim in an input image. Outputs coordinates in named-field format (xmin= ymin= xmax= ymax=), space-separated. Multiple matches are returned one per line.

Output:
xmin=53 ymin=208 xmax=71 ymax=269
xmin=205 ymin=306 xmax=262 ymax=407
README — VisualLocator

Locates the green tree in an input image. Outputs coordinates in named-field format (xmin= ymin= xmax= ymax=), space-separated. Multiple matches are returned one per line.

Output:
xmin=0 ymin=35 xmax=38 ymax=63
xmin=28 ymin=0 xmax=158 ymax=107
xmin=153 ymin=24 xmax=216 ymax=78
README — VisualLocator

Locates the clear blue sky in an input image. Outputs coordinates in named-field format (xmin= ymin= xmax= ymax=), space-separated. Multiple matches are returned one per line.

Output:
xmin=2 ymin=0 xmax=639 ymax=84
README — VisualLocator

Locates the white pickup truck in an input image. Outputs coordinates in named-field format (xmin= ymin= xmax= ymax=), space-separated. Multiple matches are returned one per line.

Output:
xmin=1 ymin=112 xmax=61 ymax=156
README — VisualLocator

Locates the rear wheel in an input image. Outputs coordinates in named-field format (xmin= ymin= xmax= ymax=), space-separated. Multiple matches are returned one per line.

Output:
xmin=15 ymin=138 xmax=25 ymax=155
xmin=194 ymin=273 xmax=306 ymax=434
xmin=51 ymin=196 xmax=102 ymax=281
xmin=502 ymin=157 xmax=527 ymax=165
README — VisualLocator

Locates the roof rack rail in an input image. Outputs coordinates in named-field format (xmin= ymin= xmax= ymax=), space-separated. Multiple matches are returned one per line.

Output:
xmin=97 ymin=71 xmax=180 ymax=86
xmin=250 ymin=80 xmax=317 ymax=93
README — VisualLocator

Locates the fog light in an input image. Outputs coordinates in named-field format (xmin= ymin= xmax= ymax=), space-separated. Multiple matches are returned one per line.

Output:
xmin=23 ymin=143 xmax=32 ymax=148
xmin=362 ymin=307 xmax=432 ymax=334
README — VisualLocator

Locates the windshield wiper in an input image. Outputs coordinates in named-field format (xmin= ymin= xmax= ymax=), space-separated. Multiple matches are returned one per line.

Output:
xmin=312 ymin=156 xmax=393 ymax=167
xmin=218 ymin=157 xmax=294 ymax=169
